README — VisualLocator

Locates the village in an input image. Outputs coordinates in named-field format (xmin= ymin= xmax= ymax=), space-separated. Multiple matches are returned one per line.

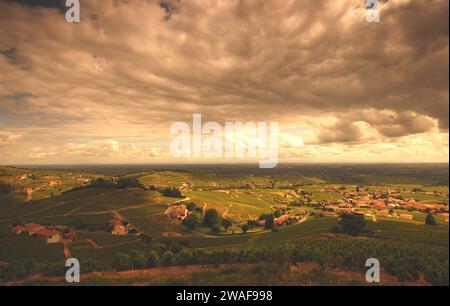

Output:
xmin=290 ymin=186 xmax=449 ymax=223
xmin=163 ymin=182 xmax=449 ymax=235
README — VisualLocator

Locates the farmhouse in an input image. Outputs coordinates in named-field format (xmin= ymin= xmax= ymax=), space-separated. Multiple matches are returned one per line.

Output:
xmin=375 ymin=210 xmax=389 ymax=217
xmin=274 ymin=214 xmax=290 ymax=226
xmin=111 ymin=224 xmax=128 ymax=235
xmin=47 ymin=180 xmax=61 ymax=186
xmin=23 ymin=223 xmax=45 ymax=235
xmin=63 ymin=230 xmax=77 ymax=240
xmin=34 ymin=229 xmax=62 ymax=244
xmin=170 ymin=204 xmax=190 ymax=220
xmin=108 ymin=219 xmax=130 ymax=235
xmin=10 ymin=225 xmax=25 ymax=235
xmin=373 ymin=203 xmax=387 ymax=210
xmin=322 ymin=211 xmax=338 ymax=217
xmin=108 ymin=219 xmax=124 ymax=227
xmin=295 ymin=210 xmax=307 ymax=216
xmin=337 ymin=207 xmax=354 ymax=213
xmin=399 ymin=214 xmax=413 ymax=220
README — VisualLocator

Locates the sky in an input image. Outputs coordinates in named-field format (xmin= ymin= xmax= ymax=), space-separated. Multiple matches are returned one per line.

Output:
xmin=0 ymin=0 xmax=448 ymax=165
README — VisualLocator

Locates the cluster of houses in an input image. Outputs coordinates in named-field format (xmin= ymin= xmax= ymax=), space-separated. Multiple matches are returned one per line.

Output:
xmin=18 ymin=173 xmax=33 ymax=180
xmin=256 ymin=212 xmax=306 ymax=227
xmin=10 ymin=223 xmax=76 ymax=244
xmin=273 ymin=214 xmax=303 ymax=226
xmin=75 ymin=176 xmax=90 ymax=186
xmin=168 ymin=204 xmax=191 ymax=221
xmin=42 ymin=178 xmax=61 ymax=188
xmin=296 ymin=187 xmax=449 ymax=222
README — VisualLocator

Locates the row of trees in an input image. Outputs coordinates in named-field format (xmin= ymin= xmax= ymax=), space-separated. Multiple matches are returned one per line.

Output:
xmin=0 ymin=259 xmax=68 ymax=281
xmin=111 ymin=239 xmax=448 ymax=285
xmin=162 ymin=187 xmax=184 ymax=198
xmin=90 ymin=177 xmax=142 ymax=189
xmin=1 ymin=238 xmax=447 ymax=285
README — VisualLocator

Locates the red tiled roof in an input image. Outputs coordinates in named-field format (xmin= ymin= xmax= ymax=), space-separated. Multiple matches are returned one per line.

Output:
xmin=24 ymin=223 xmax=43 ymax=232
xmin=11 ymin=225 xmax=25 ymax=233
xmin=108 ymin=219 xmax=123 ymax=226
xmin=35 ymin=229 xmax=60 ymax=237
xmin=112 ymin=225 xmax=126 ymax=232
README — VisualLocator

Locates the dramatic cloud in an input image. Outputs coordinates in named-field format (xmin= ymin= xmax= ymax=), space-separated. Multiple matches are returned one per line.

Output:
xmin=0 ymin=131 xmax=22 ymax=146
xmin=0 ymin=0 xmax=448 ymax=163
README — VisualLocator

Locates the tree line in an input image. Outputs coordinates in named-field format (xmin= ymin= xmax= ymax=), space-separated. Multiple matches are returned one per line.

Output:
xmin=1 ymin=239 xmax=447 ymax=285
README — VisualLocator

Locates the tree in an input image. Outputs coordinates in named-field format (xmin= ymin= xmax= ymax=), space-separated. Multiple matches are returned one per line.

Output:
xmin=113 ymin=253 xmax=131 ymax=271
xmin=241 ymin=224 xmax=249 ymax=234
xmin=162 ymin=187 xmax=183 ymax=198
xmin=186 ymin=202 xmax=197 ymax=212
xmin=129 ymin=249 xmax=146 ymax=270
xmin=146 ymin=251 xmax=160 ymax=268
xmin=204 ymin=209 xmax=220 ymax=228
xmin=90 ymin=177 xmax=113 ymax=188
xmin=2 ymin=261 xmax=26 ymax=280
xmin=425 ymin=213 xmax=437 ymax=226
xmin=177 ymin=248 xmax=193 ymax=266
xmin=161 ymin=251 xmax=174 ymax=266
xmin=23 ymin=258 xmax=38 ymax=276
xmin=182 ymin=214 xmax=199 ymax=230
xmin=141 ymin=234 xmax=153 ymax=244
xmin=211 ymin=225 xmax=221 ymax=234
xmin=264 ymin=214 xmax=274 ymax=229
xmin=221 ymin=219 xmax=232 ymax=232
xmin=334 ymin=213 xmax=366 ymax=236
xmin=116 ymin=177 xmax=142 ymax=189
xmin=274 ymin=210 xmax=282 ymax=218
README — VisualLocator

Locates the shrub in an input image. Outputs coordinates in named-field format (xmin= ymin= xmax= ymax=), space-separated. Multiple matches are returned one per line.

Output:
xmin=113 ymin=253 xmax=131 ymax=271
xmin=146 ymin=251 xmax=160 ymax=268
xmin=221 ymin=219 xmax=232 ymax=231
xmin=425 ymin=213 xmax=437 ymax=226
xmin=204 ymin=209 xmax=220 ymax=228
xmin=333 ymin=213 xmax=366 ymax=236
xmin=182 ymin=214 xmax=199 ymax=230
xmin=161 ymin=251 xmax=175 ymax=266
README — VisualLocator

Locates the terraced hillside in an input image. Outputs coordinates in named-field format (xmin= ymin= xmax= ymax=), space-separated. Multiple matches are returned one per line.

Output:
xmin=0 ymin=165 xmax=448 ymax=285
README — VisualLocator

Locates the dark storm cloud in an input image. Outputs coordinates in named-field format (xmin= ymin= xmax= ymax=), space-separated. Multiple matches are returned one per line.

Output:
xmin=4 ymin=0 xmax=66 ymax=11
xmin=0 ymin=48 xmax=17 ymax=63
xmin=317 ymin=121 xmax=364 ymax=144
xmin=0 ymin=0 xmax=448 ymax=162
xmin=160 ymin=0 xmax=180 ymax=20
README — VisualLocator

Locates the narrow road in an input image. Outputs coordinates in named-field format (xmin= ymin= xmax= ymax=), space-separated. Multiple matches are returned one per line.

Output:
xmin=222 ymin=204 xmax=232 ymax=219
xmin=63 ymin=243 xmax=72 ymax=259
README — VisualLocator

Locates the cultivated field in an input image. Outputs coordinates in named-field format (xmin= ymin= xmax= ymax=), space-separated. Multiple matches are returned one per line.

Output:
xmin=0 ymin=164 xmax=448 ymax=285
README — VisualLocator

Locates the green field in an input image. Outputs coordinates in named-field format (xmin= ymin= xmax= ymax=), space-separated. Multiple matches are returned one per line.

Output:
xmin=0 ymin=236 xmax=63 ymax=264
xmin=0 ymin=165 xmax=449 ymax=285
xmin=367 ymin=220 xmax=449 ymax=247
